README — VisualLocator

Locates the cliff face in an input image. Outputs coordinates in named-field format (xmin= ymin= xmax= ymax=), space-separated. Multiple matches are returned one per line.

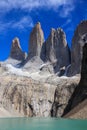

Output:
xmin=46 ymin=28 xmax=70 ymax=67
xmin=41 ymin=28 xmax=70 ymax=74
xmin=70 ymin=21 xmax=87 ymax=75
xmin=0 ymin=66 xmax=79 ymax=117
xmin=0 ymin=74 xmax=56 ymax=117
xmin=64 ymin=44 xmax=87 ymax=112
xmin=50 ymin=43 xmax=87 ymax=118
xmin=50 ymin=77 xmax=79 ymax=117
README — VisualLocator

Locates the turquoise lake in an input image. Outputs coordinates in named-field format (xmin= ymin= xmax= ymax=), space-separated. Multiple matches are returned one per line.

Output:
xmin=0 ymin=117 xmax=87 ymax=130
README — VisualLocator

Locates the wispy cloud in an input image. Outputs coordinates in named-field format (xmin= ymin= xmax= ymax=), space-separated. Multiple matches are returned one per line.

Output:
xmin=0 ymin=0 xmax=75 ymax=17
xmin=61 ymin=19 xmax=72 ymax=28
xmin=59 ymin=4 xmax=75 ymax=18
xmin=0 ymin=0 xmax=76 ymax=32
xmin=12 ymin=17 xmax=34 ymax=29
xmin=0 ymin=16 xmax=34 ymax=32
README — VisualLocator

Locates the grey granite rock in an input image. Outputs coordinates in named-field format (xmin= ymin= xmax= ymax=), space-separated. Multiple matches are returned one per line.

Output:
xmin=44 ymin=28 xmax=70 ymax=73
xmin=64 ymin=43 xmax=87 ymax=115
xmin=28 ymin=22 xmax=44 ymax=58
xmin=51 ymin=76 xmax=79 ymax=117
xmin=70 ymin=20 xmax=87 ymax=75
xmin=10 ymin=37 xmax=26 ymax=61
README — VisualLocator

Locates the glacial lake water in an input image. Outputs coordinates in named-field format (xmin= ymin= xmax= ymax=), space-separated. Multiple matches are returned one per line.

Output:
xmin=0 ymin=117 xmax=87 ymax=130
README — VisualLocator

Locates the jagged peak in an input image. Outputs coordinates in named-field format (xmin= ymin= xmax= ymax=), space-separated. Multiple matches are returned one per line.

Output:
xmin=28 ymin=22 xmax=44 ymax=58
xmin=10 ymin=37 xmax=26 ymax=61
xmin=50 ymin=27 xmax=65 ymax=35
xmin=57 ymin=27 xmax=64 ymax=32
xmin=33 ymin=22 xmax=41 ymax=30
xmin=51 ymin=28 xmax=55 ymax=32
xmin=78 ymin=20 xmax=87 ymax=27
xmin=12 ymin=37 xmax=21 ymax=49
xmin=74 ymin=20 xmax=87 ymax=36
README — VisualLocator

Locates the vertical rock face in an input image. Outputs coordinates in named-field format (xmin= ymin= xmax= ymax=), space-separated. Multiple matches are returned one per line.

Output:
xmin=62 ymin=43 xmax=87 ymax=116
xmin=28 ymin=22 xmax=44 ymax=58
xmin=45 ymin=28 xmax=70 ymax=72
xmin=10 ymin=37 xmax=26 ymax=61
xmin=50 ymin=77 xmax=79 ymax=117
xmin=71 ymin=43 xmax=87 ymax=108
xmin=0 ymin=75 xmax=57 ymax=117
xmin=71 ymin=20 xmax=87 ymax=75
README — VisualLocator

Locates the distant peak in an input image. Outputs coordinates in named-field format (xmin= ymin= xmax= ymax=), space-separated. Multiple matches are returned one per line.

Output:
xmin=51 ymin=28 xmax=55 ymax=32
xmin=28 ymin=22 xmax=44 ymax=58
xmin=79 ymin=20 xmax=87 ymax=26
xmin=37 ymin=21 xmax=41 ymax=25
xmin=12 ymin=37 xmax=21 ymax=49
xmin=35 ymin=22 xmax=41 ymax=30
xmin=10 ymin=37 xmax=26 ymax=61
xmin=57 ymin=27 xmax=63 ymax=30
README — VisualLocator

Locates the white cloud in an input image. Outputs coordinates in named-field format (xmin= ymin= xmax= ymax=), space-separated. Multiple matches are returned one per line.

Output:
xmin=0 ymin=0 xmax=75 ymax=16
xmin=0 ymin=16 xmax=34 ymax=32
xmin=0 ymin=0 xmax=75 ymax=32
xmin=12 ymin=17 xmax=34 ymax=29
xmin=59 ymin=4 xmax=75 ymax=18
xmin=61 ymin=19 xmax=72 ymax=28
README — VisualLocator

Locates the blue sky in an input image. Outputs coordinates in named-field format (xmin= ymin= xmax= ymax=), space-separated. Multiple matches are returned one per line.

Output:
xmin=0 ymin=0 xmax=87 ymax=60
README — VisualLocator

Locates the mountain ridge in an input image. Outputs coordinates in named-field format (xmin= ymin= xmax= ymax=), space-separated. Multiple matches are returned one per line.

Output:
xmin=0 ymin=20 xmax=87 ymax=118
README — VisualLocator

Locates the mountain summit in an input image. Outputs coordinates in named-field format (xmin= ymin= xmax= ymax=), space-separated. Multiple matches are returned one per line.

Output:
xmin=28 ymin=22 xmax=44 ymax=59
xmin=10 ymin=37 xmax=26 ymax=61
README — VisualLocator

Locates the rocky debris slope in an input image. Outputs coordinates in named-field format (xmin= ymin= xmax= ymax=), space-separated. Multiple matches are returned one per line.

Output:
xmin=70 ymin=20 xmax=87 ymax=75
xmin=64 ymin=99 xmax=87 ymax=119
xmin=28 ymin=22 xmax=44 ymax=59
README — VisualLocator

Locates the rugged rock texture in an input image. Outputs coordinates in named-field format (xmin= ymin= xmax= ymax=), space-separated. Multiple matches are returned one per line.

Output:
xmin=28 ymin=22 xmax=44 ymax=58
xmin=60 ymin=43 xmax=87 ymax=118
xmin=1 ymin=21 xmax=87 ymax=118
xmin=43 ymin=28 xmax=70 ymax=73
xmin=10 ymin=37 xmax=26 ymax=61
xmin=23 ymin=56 xmax=44 ymax=73
xmin=0 ymin=63 xmax=80 ymax=117
xmin=51 ymin=76 xmax=79 ymax=117
xmin=70 ymin=20 xmax=87 ymax=75
xmin=64 ymin=99 xmax=87 ymax=119
xmin=64 ymin=43 xmax=87 ymax=114
xmin=0 ymin=74 xmax=57 ymax=117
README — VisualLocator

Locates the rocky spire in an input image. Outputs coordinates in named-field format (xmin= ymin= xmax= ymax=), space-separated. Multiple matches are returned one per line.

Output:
xmin=44 ymin=28 xmax=70 ymax=72
xmin=10 ymin=37 xmax=26 ymax=61
xmin=28 ymin=22 xmax=44 ymax=59
xmin=70 ymin=20 xmax=87 ymax=75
